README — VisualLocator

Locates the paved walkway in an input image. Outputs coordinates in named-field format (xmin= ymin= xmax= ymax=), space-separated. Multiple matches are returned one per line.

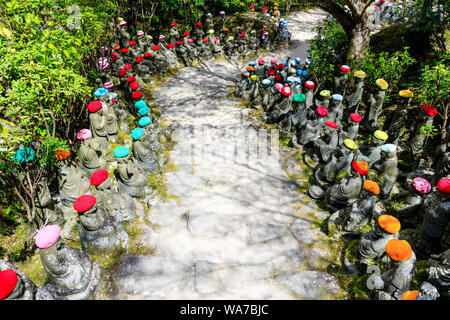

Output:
xmin=113 ymin=9 xmax=343 ymax=300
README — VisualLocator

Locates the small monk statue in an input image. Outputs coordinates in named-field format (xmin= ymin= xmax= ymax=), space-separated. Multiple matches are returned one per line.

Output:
xmin=328 ymin=180 xmax=379 ymax=235
xmin=78 ymin=137 xmax=107 ymax=175
xmin=361 ymin=79 xmax=388 ymax=133
xmin=370 ymin=239 xmax=416 ymax=300
xmin=373 ymin=143 xmax=399 ymax=199
xmin=114 ymin=146 xmax=147 ymax=198
xmin=323 ymin=161 xmax=366 ymax=211
xmin=384 ymin=89 xmax=413 ymax=145
xmin=74 ymin=195 xmax=129 ymax=255
xmin=0 ymin=260 xmax=55 ymax=300
xmin=131 ymin=127 xmax=159 ymax=173
xmin=90 ymin=169 xmax=138 ymax=223
xmin=35 ymin=224 xmax=102 ymax=299
xmin=427 ymin=248 xmax=450 ymax=290
xmin=354 ymin=130 xmax=388 ymax=166
xmin=416 ymin=178 xmax=450 ymax=258
xmin=334 ymin=65 xmax=351 ymax=96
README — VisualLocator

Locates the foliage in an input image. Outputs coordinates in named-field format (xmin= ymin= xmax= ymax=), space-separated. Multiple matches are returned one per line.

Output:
xmin=0 ymin=0 xmax=119 ymax=228
xmin=352 ymin=47 xmax=416 ymax=99
xmin=307 ymin=15 xmax=349 ymax=88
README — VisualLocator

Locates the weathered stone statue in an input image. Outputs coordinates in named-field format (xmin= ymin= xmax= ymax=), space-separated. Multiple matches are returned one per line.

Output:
xmin=345 ymin=70 xmax=366 ymax=115
xmin=427 ymin=248 xmax=450 ymax=290
xmin=314 ymin=139 xmax=357 ymax=185
xmin=339 ymin=113 xmax=361 ymax=144
xmin=325 ymin=94 xmax=344 ymax=126
xmin=78 ymin=137 xmax=107 ymax=175
xmin=193 ymin=21 xmax=205 ymax=46
xmin=114 ymin=146 xmax=147 ymax=198
xmin=323 ymin=161 xmax=366 ymax=211
xmin=328 ymin=180 xmax=379 ymax=235
xmin=334 ymin=65 xmax=351 ymax=96
xmin=169 ymin=22 xmax=180 ymax=44
xmin=296 ymin=107 xmax=327 ymax=145
xmin=58 ymin=164 xmax=91 ymax=206
xmin=205 ymin=13 xmax=214 ymax=32
xmin=200 ymin=38 xmax=213 ymax=59
xmin=261 ymin=30 xmax=271 ymax=50
xmin=357 ymin=215 xmax=401 ymax=262
xmin=74 ymin=195 xmax=129 ymax=255
xmin=362 ymin=79 xmax=388 ymax=133
xmin=35 ymin=224 xmax=102 ymax=299
xmin=131 ymin=127 xmax=159 ymax=173
xmin=396 ymin=176 xmax=431 ymax=222
xmin=234 ymin=70 xmax=251 ymax=98
xmin=409 ymin=104 xmax=437 ymax=160
xmin=313 ymin=121 xmax=339 ymax=163
xmin=304 ymin=80 xmax=315 ymax=111
xmin=87 ymin=101 xmax=109 ymax=148
xmin=0 ymin=260 xmax=55 ymax=300
xmin=315 ymin=90 xmax=331 ymax=109
xmin=285 ymin=93 xmax=306 ymax=132
xmin=90 ymin=169 xmax=138 ymax=224
xmin=416 ymin=178 xmax=450 ymax=258
xmin=371 ymin=239 xmax=416 ymax=300
xmin=248 ymin=30 xmax=260 ymax=51
xmin=118 ymin=20 xmax=131 ymax=49
xmin=267 ymin=85 xmax=292 ymax=123
xmin=384 ymin=89 xmax=413 ymax=145
xmin=373 ymin=143 xmax=398 ymax=199
xmin=354 ymin=130 xmax=388 ymax=166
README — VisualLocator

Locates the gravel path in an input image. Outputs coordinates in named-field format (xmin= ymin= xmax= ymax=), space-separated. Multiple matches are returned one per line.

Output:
xmin=112 ymin=8 xmax=343 ymax=300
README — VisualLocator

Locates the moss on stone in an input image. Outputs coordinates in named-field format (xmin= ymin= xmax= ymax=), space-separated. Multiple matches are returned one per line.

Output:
xmin=16 ymin=251 xmax=46 ymax=286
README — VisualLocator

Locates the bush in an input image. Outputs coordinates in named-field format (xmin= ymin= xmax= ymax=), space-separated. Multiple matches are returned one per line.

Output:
xmin=307 ymin=15 xmax=349 ymax=89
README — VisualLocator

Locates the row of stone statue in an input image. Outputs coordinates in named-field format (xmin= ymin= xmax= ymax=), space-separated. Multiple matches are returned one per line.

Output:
xmin=96 ymin=8 xmax=290 ymax=85
xmin=234 ymin=57 xmax=450 ymax=300
xmin=0 ymin=20 xmax=174 ymax=299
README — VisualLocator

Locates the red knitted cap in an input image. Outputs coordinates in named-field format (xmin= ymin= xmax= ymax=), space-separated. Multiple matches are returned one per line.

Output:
xmin=87 ymin=101 xmax=102 ymax=113
xmin=0 ymin=270 xmax=18 ymax=300
xmin=132 ymin=91 xmax=143 ymax=99
xmin=90 ymin=169 xmax=109 ymax=186
xmin=73 ymin=195 xmax=96 ymax=213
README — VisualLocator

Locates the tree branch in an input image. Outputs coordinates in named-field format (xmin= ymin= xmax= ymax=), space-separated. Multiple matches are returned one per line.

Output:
xmin=317 ymin=0 xmax=355 ymax=37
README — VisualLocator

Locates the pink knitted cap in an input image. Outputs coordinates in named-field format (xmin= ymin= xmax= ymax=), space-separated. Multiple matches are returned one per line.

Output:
xmin=76 ymin=129 xmax=92 ymax=140
xmin=412 ymin=177 xmax=431 ymax=194
xmin=275 ymin=83 xmax=283 ymax=92
xmin=35 ymin=225 xmax=61 ymax=249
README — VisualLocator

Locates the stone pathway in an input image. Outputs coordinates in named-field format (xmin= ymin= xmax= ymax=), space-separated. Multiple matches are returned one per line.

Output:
xmin=113 ymin=9 xmax=343 ymax=300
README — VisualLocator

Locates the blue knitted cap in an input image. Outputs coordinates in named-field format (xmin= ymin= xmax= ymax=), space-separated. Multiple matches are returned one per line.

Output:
xmin=332 ymin=94 xmax=343 ymax=101
xmin=138 ymin=106 xmax=149 ymax=116
xmin=138 ymin=116 xmax=152 ymax=127
xmin=135 ymin=100 xmax=147 ymax=109
xmin=131 ymin=127 xmax=144 ymax=140
xmin=113 ymin=146 xmax=130 ymax=158
xmin=94 ymin=88 xmax=108 ymax=97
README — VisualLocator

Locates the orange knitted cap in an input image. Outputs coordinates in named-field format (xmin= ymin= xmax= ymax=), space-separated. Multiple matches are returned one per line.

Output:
xmin=246 ymin=66 xmax=254 ymax=72
xmin=352 ymin=161 xmax=369 ymax=175
xmin=385 ymin=239 xmax=412 ymax=261
xmin=378 ymin=215 xmax=401 ymax=234
xmin=401 ymin=290 xmax=419 ymax=300
xmin=364 ymin=180 xmax=380 ymax=195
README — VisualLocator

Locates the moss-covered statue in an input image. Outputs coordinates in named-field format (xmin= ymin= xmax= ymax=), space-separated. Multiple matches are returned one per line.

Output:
xmin=416 ymin=178 xmax=450 ymax=258
xmin=328 ymin=180 xmax=379 ymax=236
xmin=114 ymin=146 xmax=147 ymax=198
xmin=0 ymin=260 xmax=55 ymax=300
xmin=74 ymin=195 xmax=129 ymax=255
xmin=354 ymin=130 xmax=388 ymax=166
xmin=373 ymin=143 xmax=398 ymax=199
xmin=370 ymin=239 xmax=416 ymax=300
xmin=35 ymin=224 xmax=102 ymax=299
xmin=334 ymin=65 xmax=351 ymax=96
xmin=384 ymin=89 xmax=413 ymax=145
xmin=362 ymin=79 xmax=388 ymax=133
xmin=345 ymin=70 xmax=366 ymax=116
xmin=408 ymin=104 xmax=437 ymax=161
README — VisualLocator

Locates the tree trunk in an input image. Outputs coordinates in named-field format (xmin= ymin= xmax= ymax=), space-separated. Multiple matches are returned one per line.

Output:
xmin=348 ymin=20 xmax=371 ymax=60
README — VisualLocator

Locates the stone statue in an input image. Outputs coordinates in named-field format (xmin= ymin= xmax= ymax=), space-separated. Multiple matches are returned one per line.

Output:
xmin=315 ymin=90 xmax=331 ymax=109
xmin=35 ymin=225 xmax=102 ymax=299
xmin=328 ymin=180 xmax=379 ymax=235
xmin=74 ymin=195 xmax=129 ymax=255
xmin=362 ymin=79 xmax=388 ymax=133
xmin=339 ymin=113 xmax=361 ymax=144
xmin=78 ymin=138 xmax=107 ymax=175
xmin=0 ymin=260 xmax=55 ymax=300
xmin=427 ymin=248 xmax=450 ymax=290
xmin=205 ymin=13 xmax=214 ymax=33
xmin=323 ymin=161 xmax=365 ymax=211
xmin=313 ymin=122 xmax=339 ymax=163
xmin=58 ymin=165 xmax=91 ymax=206
xmin=118 ymin=22 xmax=131 ymax=49
xmin=409 ymin=104 xmax=437 ymax=160
xmin=371 ymin=239 xmax=416 ymax=300
xmin=345 ymin=70 xmax=366 ymax=115
xmin=325 ymin=94 xmax=344 ymax=126
xmin=373 ymin=144 xmax=398 ymax=199
xmin=193 ymin=22 xmax=205 ymax=46
xmin=354 ymin=130 xmax=388 ymax=166
xmin=169 ymin=23 xmax=180 ymax=44
xmin=416 ymin=181 xmax=450 ymax=258
xmin=114 ymin=146 xmax=147 ymax=198
xmin=384 ymin=90 xmax=413 ymax=145
xmin=296 ymin=114 xmax=324 ymax=145
xmin=131 ymin=128 xmax=159 ymax=173
xmin=334 ymin=65 xmax=351 ymax=96
xmin=357 ymin=215 xmax=400 ymax=263
xmin=34 ymin=177 xmax=63 ymax=228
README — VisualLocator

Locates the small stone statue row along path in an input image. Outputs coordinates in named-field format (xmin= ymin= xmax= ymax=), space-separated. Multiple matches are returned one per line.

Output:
xmin=111 ymin=9 xmax=343 ymax=300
